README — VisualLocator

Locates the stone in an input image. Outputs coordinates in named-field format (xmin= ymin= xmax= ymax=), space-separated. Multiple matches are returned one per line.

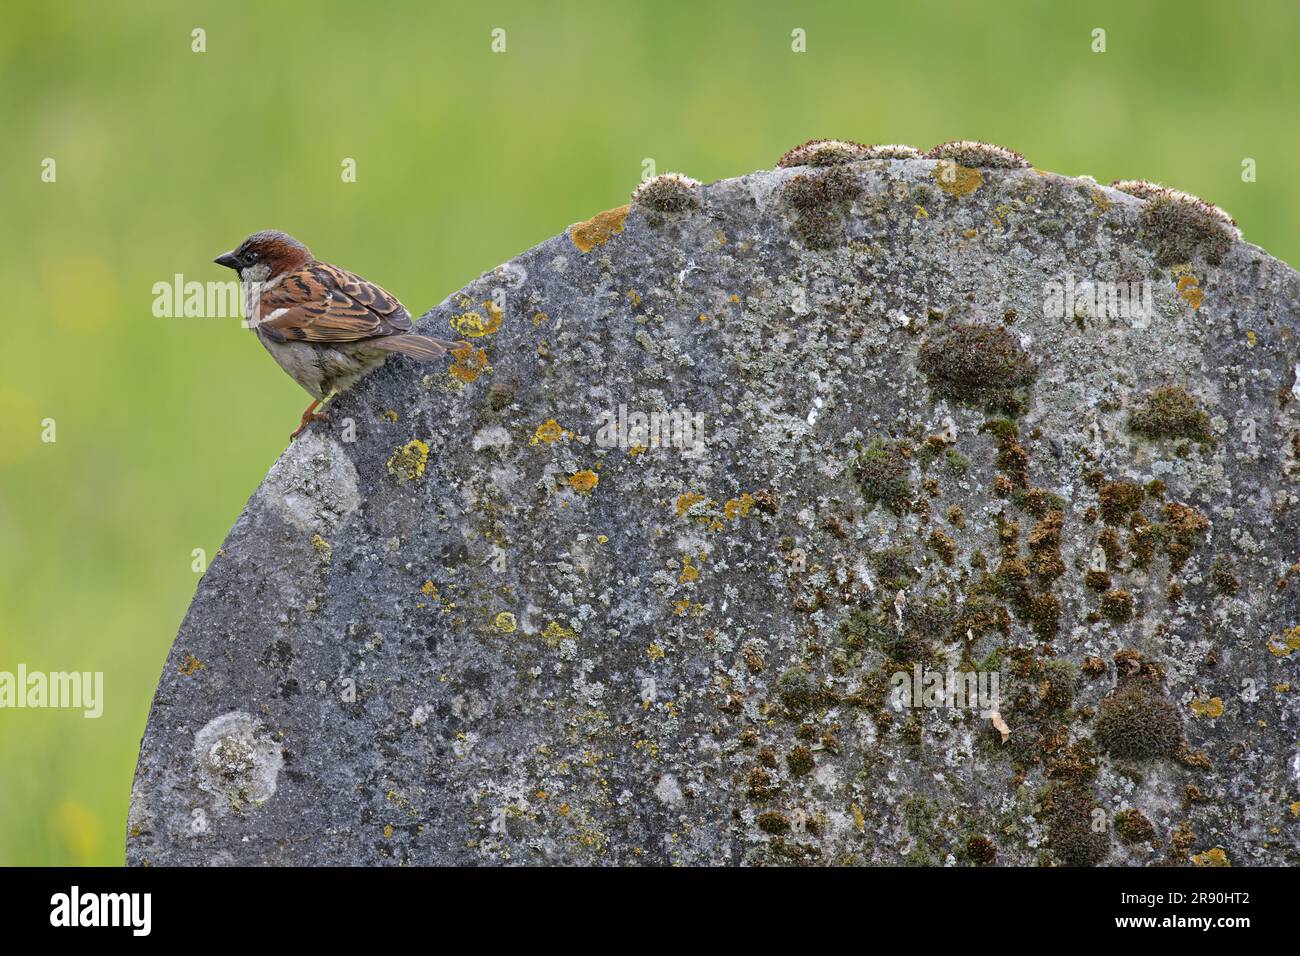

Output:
xmin=128 ymin=153 xmax=1300 ymax=866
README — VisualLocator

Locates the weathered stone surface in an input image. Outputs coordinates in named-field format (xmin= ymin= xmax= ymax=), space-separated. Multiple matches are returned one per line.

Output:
xmin=128 ymin=157 xmax=1300 ymax=866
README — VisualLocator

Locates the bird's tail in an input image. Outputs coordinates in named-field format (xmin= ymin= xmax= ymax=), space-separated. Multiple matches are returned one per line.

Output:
xmin=373 ymin=334 xmax=468 ymax=360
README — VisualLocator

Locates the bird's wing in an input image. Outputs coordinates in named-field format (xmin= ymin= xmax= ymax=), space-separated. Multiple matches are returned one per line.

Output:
xmin=255 ymin=262 xmax=412 ymax=344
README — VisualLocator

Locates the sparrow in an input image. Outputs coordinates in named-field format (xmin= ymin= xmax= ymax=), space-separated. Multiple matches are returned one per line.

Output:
xmin=214 ymin=230 xmax=466 ymax=439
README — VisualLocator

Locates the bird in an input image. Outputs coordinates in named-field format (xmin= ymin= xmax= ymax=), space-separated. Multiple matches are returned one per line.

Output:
xmin=213 ymin=230 xmax=466 ymax=439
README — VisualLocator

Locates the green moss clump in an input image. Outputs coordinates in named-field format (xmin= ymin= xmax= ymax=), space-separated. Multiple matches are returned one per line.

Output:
xmin=1127 ymin=514 xmax=1163 ymax=569
xmin=1018 ymin=487 xmax=1065 ymax=517
xmin=840 ymin=607 xmax=890 ymax=650
xmin=943 ymin=449 xmax=970 ymax=476
xmin=1129 ymin=385 xmax=1213 ymax=442
xmin=785 ymin=164 xmax=862 ymax=208
xmin=918 ymin=323 xmax=1035 ymax=409
xmin=1210 ymin=555 xmax=1240 ymax=595
xmin=857 ymin=439 xmax=913 ymax=512
xmin=1139 ymin=192 xmax=1236 ymax=266
xmin=1114 ymin=808 xmax=1156 ymax=845
xmin=784 ymin=165 xmax=863 ymax=248
xmin=926 ymin=140 xmax=1029 ymax=169
xmin=1100 ymin=588 xmax=1134 ymax=622
xmin=778 ymin=668 xmax=819 ymax=716
xmin=1027 ymin=510 xmax=1065 ymax=581
xmin=1026 ymin=593 xmax=1062 ymax=640
xmin=630 ymin=172 xmax=701 ymax=213
xmin=1040 ymin=659 xmax=1077 ymax=712
xmin=786 ymin=746 xmax=815 ymax=776
xmin=1042 ymin=783 xmax=1110 ymax=866
xmin=928 ymin=528 xmax=957 ymax=564
xmin=778 ymin=138 xmax=871 ymax=168
xmin=1084 ymin=568 xmax=1111 ymax=591
xmin=1165 ymin=503 xmax=1210 ymax=570
xmin=993 ymin=558 xmax=1032 ymax=605
xmin=1095 ymin=684 xmax=1182 ymax=759
xmin=871 ymin=544 xmax=917 ymax=591
xmin=863 ymin=143 xmax=923 ymax=160
xmin=952 ymin=594 xmax=1010 ymax=641
xmin=757 ymin=811 xmax=790 ymax=834
xmin=964 ymin=835 xmax=997 ymax=865
xmin=1098 ymin=480 xmax=1145 ymax=524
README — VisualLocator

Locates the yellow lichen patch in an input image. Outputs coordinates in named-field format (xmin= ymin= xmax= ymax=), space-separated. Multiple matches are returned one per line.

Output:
xmin=542 ymin=620 xmax=575 ymax=647
xmin=311 ymin=533 xmax=333 ymax=562
xmin=698 ymin=313 xmax=710 ymax=323
xmin=381 ymin=409 xmax=399 ymax=422
xmin=451 ymin=301 xmax=504 ymax=338
xmin=728 ymin=294 xmax=740 ymax=305
xmin=1246 ymin=330 xmax=1257 ymax=348
xmin=1267 ymin=626 xmax=1300 ymax=657
xmin=962 ymin=228 xmax=978 ymax=239
xmin=914 ymin=205 xmax=929 ymax=218
xmin=1090 ymin=188 xmax=1113 ymax=214
xmin=596 ymin=534 xmax=608 ymax=544
xmin=387 ymin=439 xmax=430 ymax=483
xmin=531 ymin=419 xmax=571 ymax=445
xmin=178 ymin=654 xmax=205 ymax=676
xmin=672 ymin=600 xmax=690 ymax=615
xmin=1290 ymin=802 xmax=1300 ymax=818
xmin=626 ymin=289 xmax=641 ymax=306
xmin=448 ymin=343 xmax=488 ymax=384
xmin=532 ymin=311 xmax=549 ymax=327
xmin=568 ymin=469 xmax=599 ymax=494
xmin=724 ymin=493 xmax=754 ymax=521
xmin=627 ymin=444 xmax=647 ymax=457
xmin=492 ymin=611 xmax=517 ymax=634
xmin=851 ymin=803 xmax=865 ymax=833
xmin=676 ymin=491 xmax=707 ymax=516
xmin=421 ymin=580 xmax=438 ymax=599
xmin=570 ymin=204 xmax=629 ymax=253
xmin=383 ymin=824 xmax=394 ymax=839
xmin=1176 ymin=273 xmax=1203 ymax=310
xmin=931 ymin=162 xmax=983 ymax=197
xmin=1190 ymin=847 xmax=1230 ymax=867
xmin=1190 ymin=696 xmax=1224 ymax=718
xmin=647 ymin=643 xmax=665 ymax=660
xmin=678 ymin=555 xmax=700 ymax=583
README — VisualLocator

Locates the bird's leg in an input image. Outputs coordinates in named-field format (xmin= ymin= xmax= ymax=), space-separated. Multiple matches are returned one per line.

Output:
xmin=289 ymin=389 xmax=338 ymax=440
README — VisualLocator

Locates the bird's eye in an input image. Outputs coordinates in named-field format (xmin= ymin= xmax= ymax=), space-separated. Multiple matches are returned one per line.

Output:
xmin=241 ymin=251 xmax=256 ymax=265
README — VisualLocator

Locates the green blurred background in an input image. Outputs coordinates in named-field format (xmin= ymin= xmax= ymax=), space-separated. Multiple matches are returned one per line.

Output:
xmin=1 ymin=0 xmax=1297 ymax=865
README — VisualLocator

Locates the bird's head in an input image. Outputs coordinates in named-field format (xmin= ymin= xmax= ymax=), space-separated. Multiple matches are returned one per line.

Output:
xmin=214 ymin=230 xmax=312 ymax=283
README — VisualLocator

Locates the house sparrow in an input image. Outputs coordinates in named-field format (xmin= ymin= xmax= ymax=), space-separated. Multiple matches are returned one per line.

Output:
xmin=214 ymin=230 xmax=466 ymax=439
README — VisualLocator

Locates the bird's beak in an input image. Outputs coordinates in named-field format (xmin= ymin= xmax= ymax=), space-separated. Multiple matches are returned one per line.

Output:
xmin=213 ymin=251 xmax=240 ymax=270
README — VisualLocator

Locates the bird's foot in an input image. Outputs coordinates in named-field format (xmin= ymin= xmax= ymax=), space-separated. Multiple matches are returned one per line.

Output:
xmin=289 ymin=402 xmax=330 ymax=440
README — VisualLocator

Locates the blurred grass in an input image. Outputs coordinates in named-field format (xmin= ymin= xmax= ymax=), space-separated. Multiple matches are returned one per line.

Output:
xmin=1 ymin=0 xmax=1297 ymax=865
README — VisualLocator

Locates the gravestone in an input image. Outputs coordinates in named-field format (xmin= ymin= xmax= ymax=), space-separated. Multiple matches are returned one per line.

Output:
xmin=128 ymin=146 xmax=1300 ymax=865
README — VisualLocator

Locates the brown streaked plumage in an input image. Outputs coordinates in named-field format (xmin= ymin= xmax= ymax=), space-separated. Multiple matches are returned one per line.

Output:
xmin=214 ymin=230 xmax=465 ymax=439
